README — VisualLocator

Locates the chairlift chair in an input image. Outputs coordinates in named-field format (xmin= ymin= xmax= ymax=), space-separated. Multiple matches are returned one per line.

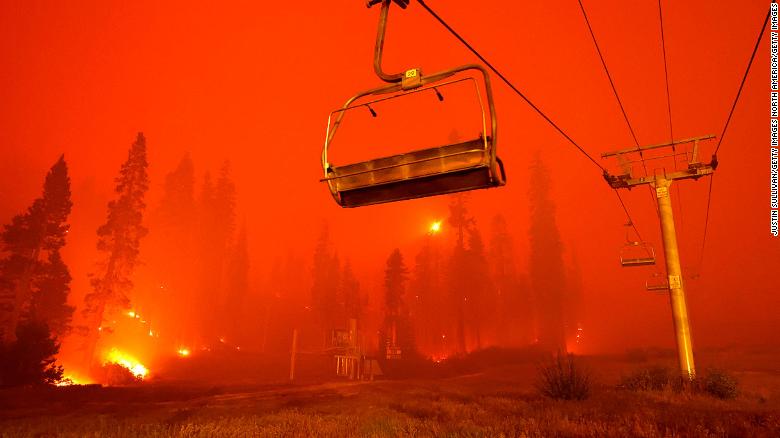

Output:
xmin=619 ymin=222 xmax=656 ymax=267
xmin=645 ymin=272 xmax=670 ymax=293
xmin=321 ymin=0 xmax=506 ymax=208
xmin=620 ymin=241 xmax=657 ymax=267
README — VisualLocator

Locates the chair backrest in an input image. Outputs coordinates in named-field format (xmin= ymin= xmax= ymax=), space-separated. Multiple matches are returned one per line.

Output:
xmin=322 ymin=69 xmax=504 ymax=207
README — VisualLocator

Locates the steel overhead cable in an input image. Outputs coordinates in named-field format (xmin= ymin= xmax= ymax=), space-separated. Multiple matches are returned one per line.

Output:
xmin=577 ymin=0 xmax=650 ymax=179
xmin=715 ymin=5 xmax=771 ymax=157
xmin=577 ymin=0 xmax=640 ymax=148
xmin=658 ymin=0 xmax=675 ymax=151
xmin=577 ymin=0 xmax=661 ymax=245
xmin=415 ymin=0 xmax=649 ymax=237
xmin=415 ymin=0 xmax=605 ymax=173
xmin=697 ymin=4 xmax=771 ymax=272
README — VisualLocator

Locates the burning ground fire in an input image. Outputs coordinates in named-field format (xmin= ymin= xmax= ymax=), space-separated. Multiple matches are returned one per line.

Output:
xmin=55 ymin=374 xmax=92 ymax=386
xmin=103 ymin=347 xmax=149 ymax=380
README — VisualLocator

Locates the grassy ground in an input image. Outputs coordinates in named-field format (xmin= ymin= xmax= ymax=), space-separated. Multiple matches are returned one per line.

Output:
xmin=1 ymin=350 xmax=778 ymax=437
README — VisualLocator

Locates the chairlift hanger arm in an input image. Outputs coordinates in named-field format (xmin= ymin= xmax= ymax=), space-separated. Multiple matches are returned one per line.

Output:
xmin=369 ymin=0 xmax=409 ymax=83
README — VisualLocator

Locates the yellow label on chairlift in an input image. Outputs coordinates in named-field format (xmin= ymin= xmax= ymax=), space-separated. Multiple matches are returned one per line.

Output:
xmin=405 ymin=69 xmax=418 ymax=78
xmin=656 ymin=186 xmax=669 ymax=198
xmin=668 ymin=275 xmax=682 ymax=289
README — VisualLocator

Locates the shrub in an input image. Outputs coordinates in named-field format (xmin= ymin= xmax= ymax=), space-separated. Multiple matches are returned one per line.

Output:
xmin=619 ymin=366 xmax=672 ymax=391
xmin=535 ymin=353 xmax=592 ymax=400
xmin=102 ymin=363 xmax=142 ymax=386
xmin=0 ymin=321 xmax=63 ymax=386
xmin=619 ymin=366 xmax=739 ymax=399
xmin=697 ymin=368 xmax=738 ymax=399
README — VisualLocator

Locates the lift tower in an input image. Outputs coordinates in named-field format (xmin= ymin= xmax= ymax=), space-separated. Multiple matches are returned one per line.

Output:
xmin=602 ymin=134 xmax=717 ymax=381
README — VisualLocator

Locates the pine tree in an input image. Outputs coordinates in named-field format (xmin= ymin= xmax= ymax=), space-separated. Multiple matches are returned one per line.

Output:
xmin=528 ymin=154 xmax=567 ymax=352
xmin=195 ymin=171 xmax=217 ymax=341
xmin=447 ymin=194 xmax=473 ymax=353
xmin=341 ymin=259 xmax=362 ymax=323
xmin=464 ymin=225 xmax=492 ymax=350
xmin=383 ymin=249 xmax=413 ymax=357
xmin=141 ymin=154 xmax=197 ymax=343
xmin=489 ymin=214 xmax=531 ymax=346
xmin=264 ymin=252 xmax=308 ymax=353
xmin=82 ymin=133 xmax=149 ymax=364
xmin=0 ymin=156 xmax=72 ymax=343
xmin=564 ymin=248 xmax=584 ymax=348
xmin=29 ymin=249 xmax=74 ymax=340
xmin=194 ymin=162 xmax=237 ymax=342
xmin=311 ymin=224 xmax=339 ymax=345
xmin=384 ymin=249 xmax=407 ymax=317
xmin=224 ymin=224 xmax=249 ymax=343
xmin=410 ymin=243 xmax=434 ymax=354
xmin=214 ymin=163 xmax=237 ymax=241
xmin=0 ymin=320 xmax=64 ymax=386
xmin=158 ymin=154 xmax=196 ymax=231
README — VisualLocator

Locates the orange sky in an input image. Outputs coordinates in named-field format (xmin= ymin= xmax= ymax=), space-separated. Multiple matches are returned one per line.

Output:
xmin=1 ymin=0 xmax=776 ymax=352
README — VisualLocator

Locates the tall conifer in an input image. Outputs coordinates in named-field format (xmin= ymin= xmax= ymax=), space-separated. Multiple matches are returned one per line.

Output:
xmin=82 ymin=133 xmax=149 ymax=363
xmin=0 ymin=156 xmax=71 ymax=343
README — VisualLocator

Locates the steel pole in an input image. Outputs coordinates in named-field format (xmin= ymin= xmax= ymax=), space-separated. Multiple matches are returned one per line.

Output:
xmin=655 ymin=176 xmax=696 ymax=380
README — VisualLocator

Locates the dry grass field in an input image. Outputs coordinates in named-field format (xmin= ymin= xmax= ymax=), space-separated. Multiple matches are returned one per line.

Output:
xmin=1 ymin=348 xmax=778 ymax=437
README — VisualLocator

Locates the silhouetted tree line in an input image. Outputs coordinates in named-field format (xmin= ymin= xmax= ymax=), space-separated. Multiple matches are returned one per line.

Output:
xmin=307 ymin=225 xmax=366 ymax=348
xmin=135 ymin=153 xmax=249 ymax=350
xmin=405 ymin=194 xmax=534 ymax=358
xmin=0 ymin=155 xmax=72 ymax=385
xmin=0 ymin=132 xmax=253 ymax=385
xmin=380 ymin=157 xmax=580 ymax=360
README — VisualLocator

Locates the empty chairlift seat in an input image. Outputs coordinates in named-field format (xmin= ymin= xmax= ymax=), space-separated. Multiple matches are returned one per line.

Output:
xmin=321 ymin=67 xmax=506 ymax=208
xmin=324 ymin=137 xmax=504 ymax=208
xmin=620 ymin=241 xmax=656 ymax=267
xmin=645 ymin=273 xmax=670 ymax=292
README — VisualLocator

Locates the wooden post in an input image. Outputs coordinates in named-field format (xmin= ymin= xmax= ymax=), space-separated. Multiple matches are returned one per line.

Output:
xmin=289 ymin=329 xmax=298 ymax=382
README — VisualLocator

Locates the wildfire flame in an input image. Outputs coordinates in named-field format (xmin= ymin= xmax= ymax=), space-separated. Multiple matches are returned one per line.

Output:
xmin=56 ymin=374 xmax=91 ymax=386
xmin=104 ymin=348 xmax=148 ymax=379
xmin=177 ymin=347 xmax=190 ymax=357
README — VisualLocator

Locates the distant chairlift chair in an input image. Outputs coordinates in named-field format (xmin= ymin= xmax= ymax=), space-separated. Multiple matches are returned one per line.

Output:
xmin=320 ymin=0 xmax=506 ymax=208
xmin=620 ymin=241 xmax=657 ymax=267
xmin=645 ymin=272 xmax=670 ymax=292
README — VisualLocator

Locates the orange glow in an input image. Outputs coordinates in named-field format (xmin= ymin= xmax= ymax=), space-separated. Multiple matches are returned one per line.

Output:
xmin=0 ymin=0 xmax=773 ymax=377
xmin=56 ymin=374 xmax=92 ymax=386
xmin=431 ymin=354 xmax=448 ymax=364
xmin=177 ymin=347 xmax=191 ymax=357
xmin=103 ymin=348 xmax=149 ymax=379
